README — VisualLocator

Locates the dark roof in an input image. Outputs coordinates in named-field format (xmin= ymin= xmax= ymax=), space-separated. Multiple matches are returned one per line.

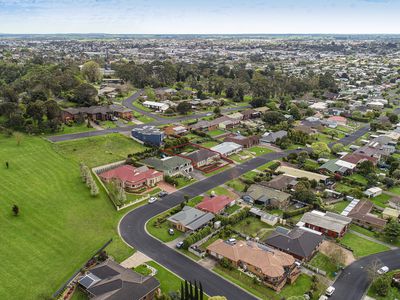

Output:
xmin=263 ymin=174 xmax=297 ymax=190
xmin=185 ymin=149 xmax=219 ymax=163
xmin=264 ymin=227 xmax=323 ymax=259
xmin=80 ymin=260 xmax=159 ymax=300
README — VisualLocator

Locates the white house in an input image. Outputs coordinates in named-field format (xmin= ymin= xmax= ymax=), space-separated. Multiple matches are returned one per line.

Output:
xmin=142 ymin=101 xmax=169 ymax=112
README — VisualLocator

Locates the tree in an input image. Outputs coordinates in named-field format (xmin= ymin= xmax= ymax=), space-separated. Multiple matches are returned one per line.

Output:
xmin=44 ymin=100 xmax=61 ymax=120
xmin=263 ymin=111 xmax=286 ymax=126
xmin=90 ymin=180 xmax=99 ymax=197
xmin=73 ymin=83 xmax=98 ymax=106
xmin=311 ymin=142 xmax=331 ymax=158
xmin=331 ymin=143 xmax=344 ymax=154
xmin=26 ymin=100 xmax=46 ymax=123
xmin=387 ymin=113 xmax=399 ymax=124
xmin=371 ymin=275 xmax=391 ymax=297
xmin=249 ymin=97 xmax=266 ymax=108
xmin=12 ymin=204 xmax=19 ymax=216
xmin=213 ymin=106 xmax=221 ymax=116
xmin=177 ymin=101 xmax=191 ymax=115
xmin=289 ymin=105 xmax=301 ymax=120
xmin=357 ymin=160 xmax=375 ymax=176
xmin=383 ymin=219 xmax=400 ymax=243
xmin=330 ymin=247 xmax=345 ymax=268
xmin=82 ymin=61 xmax=102 ymax=83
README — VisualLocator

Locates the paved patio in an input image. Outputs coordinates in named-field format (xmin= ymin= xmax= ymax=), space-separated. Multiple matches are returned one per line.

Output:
xmin=120 ymin=251 xmax=151 ymax=269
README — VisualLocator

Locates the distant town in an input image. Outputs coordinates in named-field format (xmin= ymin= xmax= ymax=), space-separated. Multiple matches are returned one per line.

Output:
xmin=1 ymin=34 xmax=400 ymax=300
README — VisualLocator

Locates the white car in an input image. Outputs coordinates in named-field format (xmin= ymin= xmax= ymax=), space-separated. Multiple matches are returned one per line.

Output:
xmin=148 ymin=197 xmax=157 ymax=204
xmin=325 ymin=286 xmax=335 ymax=296
xmin=377 ymin=266 xmax=389 ymax=275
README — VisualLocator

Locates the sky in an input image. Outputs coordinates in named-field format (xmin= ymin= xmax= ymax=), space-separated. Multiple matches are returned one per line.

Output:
xmin=0 ymin=0 xmax=399 ymax=34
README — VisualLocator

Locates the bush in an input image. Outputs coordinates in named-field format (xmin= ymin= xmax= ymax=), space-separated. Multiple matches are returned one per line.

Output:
xmin=182 ymin=226 xmax=212 ymax=249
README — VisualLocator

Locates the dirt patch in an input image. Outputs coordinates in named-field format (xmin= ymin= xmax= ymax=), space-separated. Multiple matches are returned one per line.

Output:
xmin=319 ymin=240 xmax=355 ymax=266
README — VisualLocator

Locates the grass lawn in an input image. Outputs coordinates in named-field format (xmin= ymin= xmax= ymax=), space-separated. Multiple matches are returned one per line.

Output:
xmin=334 ymin=183 xmax=353 ymax=194
xmin=53 ymin=133 xmax=147 ymax=167
xmin=371 ymin=194 xmax=391 ymax=208
xmin=133 ymin=101 xmax=152 ymax=112
xmin=175 ymin=176 xmax=196 ymax=188
xmin=0 ymin=135 xmax=133 ymax=299
xmin=350 ymin=224 xmax=377 ymax=238
xmin=257 ymin=160 xmax=279 ymax=171
xmin=208 ymin=129 xmax=225 ymax=137
xmin=225 ymin=204 xmax=241 ymax=215
xmin=187 ymin=195 xmax=204 ymax=207
xmin=133 ymin=264 xmax=152 ymax=276
xmin=248 ymin=146 xmax=273 ymax=156
xmin=241 ymin=171 xmax=259 ymax=181
xmin=229 ymin=152 xmax=253 ymax=163
xmin=226 ymin=179 xmax=246 ymax=192
xmin=146 ymin=209 xmax=182 ymax=242
xmin=207 ymin=186 xmax=234 ymax=197
xmin=204 ymin=165 xmax=231 ymax=177
xmin=330 ymin=200 xmax=349 ymax=214
xmin=133 ymin=112 xmax=155 ymax=124
xmin=309 ymin=252 xmax=338 ymax=279
xmin=340 ymin=233 xmax=390 ymax=257
xmin=348 ymin=173 xmax=368 ymax=186
xmin=232 ymin=216 xmax=273 ymax=239
xmin=99 ymin=120 xmax=117 ymax=129
xmin=213 ymin=266 xmax=321 ymax=300
xmin=71 ymin=289 xmax=89 ymax=300
xmin=146 ymin=261 xmax=181 ymax=295
xmin=200 ymin=141 xmax=219 ymax=148
xmin=389 ymin=186 xmax=400 ymax=195
xmin=55 ymin=123 xmax=96 ymax=135
xmin=367 ymin=270 xmax=400 ymax=300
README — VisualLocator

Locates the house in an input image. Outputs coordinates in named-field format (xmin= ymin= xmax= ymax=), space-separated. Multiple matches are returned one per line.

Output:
xmin=155 ymin=87 xmax=177 ymax=100
xmin=142 ymin=156 xmax=193 ymax=177
xmin=196 ymin=195 xmax=235 ymax=214
xmin=206 ymin=239 xmax=300 ymax=291
xmin=364 ymin=187 xmax=383 ymax=198
xmin=246 ymin=184 xmax=291 ymax=209
xmin=389 ymin=197 xmax=400 ymax=209
xmin=167 ymin=206 xmax=214 ymax=232
xmin=227 ymin=112 xmax=244 ymax=120
xmin=382 ymin=207 xmax=400 ymax=220
xmin=61 ymin=104 xmax=133 ymax=122
xmin=78 ymin=260 xmax=159 ymax=300
xmin=344 ymin=200 xmax=387 ymax=230
xmin=340 ymin=153 xmax=378 ymax=167
xmin=298 ymin=210 xmax=352 ymax=238
xmin=210 ymin=142 xmax=243 ymax=156
xmin=319 ymin=159 xmax=351 ymax=175
xmin=241 ymin=109 xmax=261 ymax=120
xmin=224 ymin=135 xmax=260 ymax=148
xmin=189 ymin=116 xmax=239 ymax=131
xmin=263 ymin=174 xmax=298 ymax=191
xmin=99 ymin=165 xmax=163 ymax=192
xmin=131 ymin=126 xmax=165 ymax=146
xmin=164 ymin=125 xmax=188 ymax=136
xmin=260 ymin=131 xmax=287 ymax=144
xmin=292 ymin=125 xmax=317 ymax=135
xmin=184 ymin=149 xmax=220 ymax=168
xmin=142 ymin=101 xmax=169 ymax=112
xmin=276 ymin=165 xmax=329 ymax=183
xmin=264 ymin=227 xmax=323 ymax=261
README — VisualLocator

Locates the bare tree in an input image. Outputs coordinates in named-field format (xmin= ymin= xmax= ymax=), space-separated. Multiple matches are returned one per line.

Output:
xmin=365 ymin=258 xmax=383 ymax=282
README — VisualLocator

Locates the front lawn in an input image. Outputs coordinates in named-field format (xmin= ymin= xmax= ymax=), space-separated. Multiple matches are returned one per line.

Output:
xmin=207 ymin=186 xmax=234 ymax=197
xmin=248 ymin=146 xmax=273 ymax=156
xmin=53 ymin=133 xmax=147 ymax=167
xmin=146 ymin=261 xmax=181 ymax=295
xmin=241 ymin=170 xmax=259 ymax=181
xmin=350 ymin=224 xmax=376 ymax=238
xmin=257 ymin=160 xmax=278 ymax=171
xmin=340 ymin=233 xmax=390 ymax=257
xmin=133 ymin=264 xmax=152 ymax=276
xmin=309 ymin=252 xmax=338 ymax=279
xmin=208 ymin=129 xmax=225 ymax=137
xmin=371 ymin=194 xmax=391 ymax=208
xmin=187 ymin=195 xmax=204 ymax=207
xmin=146 ymin=209 xmax=182 ymax=242
xmin=175 ymin=176 xmax=196 ymax=189
xmin=227 ymin=179 xmax=246 ymax=192
xmin=55 ymin=122 xmax=96 ymax=136
xmin=0 ymin=135 xmax=133 ymax=299
xmin=204 ymin=165 xmax=231 ymax=177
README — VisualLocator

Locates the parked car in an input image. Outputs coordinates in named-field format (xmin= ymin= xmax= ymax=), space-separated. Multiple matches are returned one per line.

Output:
xmin=176 ymin=241 xmax=184 ymax=249
xmin=148 ymin=197 xmax=157 ymax=204
xmin=319 ymin=296 xmax=328 ymax=300
xmin=325 ymin=286 xmax=335 ymax=296
xmin=377 ymin=266 xmax=389 ymax=275
xmin=168 ymin=228 xmax=175 ymax=236
xmin=159 ymin=191 xmax=168 ymax=197
xmin=242 ymin=195 xmax=253 ymax=203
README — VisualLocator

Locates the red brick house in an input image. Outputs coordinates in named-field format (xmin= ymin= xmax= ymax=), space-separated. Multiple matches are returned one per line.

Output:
xmin=299 ymin=210 xmax=351 ymax=238
xmin=224 ymin=134 xmax=260 ymax=148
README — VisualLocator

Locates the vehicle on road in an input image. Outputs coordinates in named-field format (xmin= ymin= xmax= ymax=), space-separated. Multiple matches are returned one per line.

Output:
xmin=159 ymin=191 xmax=168 ymax=197
xmin=176 ymin=241 xmax=184 ymax=249
xmin=326 ymin=286 xmax=335 ymax=296
xmin=148 ymin=197 xmax=157 ymax=204
xmin=377 ymin=266 xmax=389 ymax=275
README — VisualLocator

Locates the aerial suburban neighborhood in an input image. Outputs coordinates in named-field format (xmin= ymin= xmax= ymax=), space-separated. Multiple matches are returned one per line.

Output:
xmin=2 ymin=3 xmax=400 ymax=300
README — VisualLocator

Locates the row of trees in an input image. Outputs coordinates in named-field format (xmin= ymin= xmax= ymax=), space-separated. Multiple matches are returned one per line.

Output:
xmin=79 ymin=163 xmax=99 ymax=196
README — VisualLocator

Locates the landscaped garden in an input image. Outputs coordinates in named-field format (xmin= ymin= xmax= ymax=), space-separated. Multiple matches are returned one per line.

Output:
xmin=53 ymin=133 xmax=147 ymax=167
xmin=0 ymin=135 xmax=133 ymax=299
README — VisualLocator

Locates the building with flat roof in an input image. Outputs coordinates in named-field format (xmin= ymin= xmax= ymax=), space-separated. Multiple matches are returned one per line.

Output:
xmin=132 ymin=126 xmax=165 ymax=146
xmin=210 ymin=142 xmax=243 ymax=156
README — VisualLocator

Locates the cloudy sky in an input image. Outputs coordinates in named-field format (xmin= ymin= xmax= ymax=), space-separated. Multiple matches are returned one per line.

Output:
xmin=0 ymin=0 xmax=399 ymax=34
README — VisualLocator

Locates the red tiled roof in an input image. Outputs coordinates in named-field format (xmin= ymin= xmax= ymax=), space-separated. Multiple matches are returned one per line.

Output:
xmin=341 ymin=153 xmax=378 ymax=165
xmin=327 ymin=116 xmax=347 ymax=123
xmin=196 ymin=195 xmax=234 ymax=214
xmin=99 ymin=165 xmax=162 ymax=185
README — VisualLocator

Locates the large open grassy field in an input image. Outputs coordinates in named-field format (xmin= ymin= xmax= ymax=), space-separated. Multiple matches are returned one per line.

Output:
xmin=52 ymin=133 xmax=147 ymax=167
xmin=0 ymin=135 xmax=133 ymax=299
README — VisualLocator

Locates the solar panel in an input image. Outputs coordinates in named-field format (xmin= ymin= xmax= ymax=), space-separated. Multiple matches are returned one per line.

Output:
xmin=79 ymin=275 xmax=95 ymax=288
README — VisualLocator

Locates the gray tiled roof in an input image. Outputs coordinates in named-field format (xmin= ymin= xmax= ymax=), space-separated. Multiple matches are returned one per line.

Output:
xmin=167 ymin=206 xmax=214 ymax=231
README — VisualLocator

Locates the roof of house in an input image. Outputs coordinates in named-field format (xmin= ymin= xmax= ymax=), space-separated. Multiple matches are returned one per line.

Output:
xmin=142 ymin=156 xmax=191 ymax=172
xmin=277 ymin=165 xmax=328 ymax=182
xmin=207 ymin=239 xmax=295 ymax=278
xmin=347 ymin=200 xmax=387 ymax=228
xmin=210 ymin=142 xmax=242 ymax=155
xmin=185 ymin=149 xmax=219 ymax=163
xmin=167 ymin=206 xmax=214 ymax=231
xmin=261 ymin=130 xmax=288 ymax=143
xmin=383 ymin=207 xmax=400 ymax=218
xmin=247 ymin=184 xmax=291 ymax=203
xmin=265 ymin=227 xmax=324 ymax=259
xmin=300 ymin=210 xmax=352 ymax=234
xmin=319 ymin=159 xmax=345 ymax=173
xmin=263 ymin=174 xmax=298 ymax=190
xmin=196 ymin=195 xmax=235 ymax=214
xmin=79 ymin=260 xmax=159 ymax=300
xmin=99 ymin=165 xmax=162 ymax=184
xmin=327 ymin=116 xmax=347 ymax=123
xmin=340 ymin=153 xmax=378 ymax=165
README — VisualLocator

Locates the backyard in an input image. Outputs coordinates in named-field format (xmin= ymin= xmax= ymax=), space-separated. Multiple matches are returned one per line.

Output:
xmin=340 ymin=233 xmax=390 ymax=257
xmin=0 ymin=135 xmax=133 ymax=299
xmin=232 ymin=216 xmax=274 ymax=239
xmin=53 ymin=133 xmax=147 ymax=167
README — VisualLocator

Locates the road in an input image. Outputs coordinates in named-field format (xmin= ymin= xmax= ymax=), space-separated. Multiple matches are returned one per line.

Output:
xmin=119 ymin=151 xmax=290 ymax=299
xmin=330 ymin=249 xmax=400 ymax=300
xmin=48 ymin=90 xmax=250 ymax=142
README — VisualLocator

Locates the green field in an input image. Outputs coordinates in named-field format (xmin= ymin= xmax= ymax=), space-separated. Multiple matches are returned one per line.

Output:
xmin=340 ymin=233 xmax=390 ymax=257
xmin=248 ymin=146 xmax=273 ymax=156
xmin=55 ymin=123 xmax=96 ymax=136
xmin=309 ymin=252 xmax=338 ymax=279
xmin=227 ymin=179 xmax=246 ymax=192
xmin=53 ymin=133 xmax=147 ymax=167
xmin=371 ymin=194 xmax=391 ymax=208
xmin=0 ymin=135 xmax=133 ymax=299
xmin=207 ymin=129 xmax=226 ymax=137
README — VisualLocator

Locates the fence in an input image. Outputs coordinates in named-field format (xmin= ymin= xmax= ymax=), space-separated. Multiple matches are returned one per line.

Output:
xmin=303 ymin=263 xmax=327 ymax=276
